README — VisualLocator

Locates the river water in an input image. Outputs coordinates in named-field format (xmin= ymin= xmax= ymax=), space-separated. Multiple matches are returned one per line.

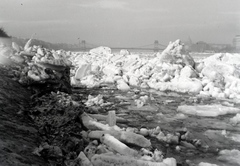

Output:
xmin=74 ymin=83 xmax=240 ymax=166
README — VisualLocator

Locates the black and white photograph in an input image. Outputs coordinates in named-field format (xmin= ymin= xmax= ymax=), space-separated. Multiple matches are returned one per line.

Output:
xmin=0 ymin=0 xmax=240 ymax=165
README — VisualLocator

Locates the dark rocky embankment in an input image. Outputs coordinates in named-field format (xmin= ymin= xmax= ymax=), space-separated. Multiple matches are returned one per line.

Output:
xmin=0 ymin=67 xmax=47 ymax=166
xmin=0 ymin=66 xmax=86 ymax=166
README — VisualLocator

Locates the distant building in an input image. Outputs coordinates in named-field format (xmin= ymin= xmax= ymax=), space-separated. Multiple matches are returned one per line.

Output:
xmin=188 ymin=40 xmax=233 ymax=53
xmin=233 ymin=35 xmax=240 ymax=51
xmin=190 ymin=41 xmax=210 ymax=52
xmin=209 ymin=43 xmax=232 ymax=53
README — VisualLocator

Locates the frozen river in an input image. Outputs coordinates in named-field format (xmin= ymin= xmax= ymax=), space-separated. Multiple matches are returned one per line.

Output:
xmin=63 ymin=38 xmax=240 ymax=166
xmin=74 ymin=84 xmax=240 ymax=166
xmin=70 ymin=47 xmax=240 ymax=165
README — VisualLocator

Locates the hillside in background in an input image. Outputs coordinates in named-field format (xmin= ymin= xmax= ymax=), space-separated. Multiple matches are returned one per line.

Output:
xmin=0 ymin=28 xmax=10 ymax=37
xmin=11 ymin=37 xmax=79 ymax=51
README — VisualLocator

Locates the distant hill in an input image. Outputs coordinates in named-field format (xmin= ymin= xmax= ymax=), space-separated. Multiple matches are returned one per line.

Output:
xmin=11 ymin=37 xmax=79 ymax=51
xmin=1 ymin=27 xmax=79 ymax=51
xmin=0 ymin=28 xmax=10 ymax=38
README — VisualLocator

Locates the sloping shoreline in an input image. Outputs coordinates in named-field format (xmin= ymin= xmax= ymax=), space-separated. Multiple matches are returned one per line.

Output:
xmin=0 ymin=67 xmax=47 ymax=166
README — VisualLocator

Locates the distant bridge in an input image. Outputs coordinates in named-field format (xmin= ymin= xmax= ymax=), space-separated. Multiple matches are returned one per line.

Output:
xmin=71 ymin=40 xmax=166 ymax=52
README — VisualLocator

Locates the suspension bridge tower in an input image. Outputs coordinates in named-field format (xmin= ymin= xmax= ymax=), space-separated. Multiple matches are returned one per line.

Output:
xmin=154 ymin=40 xmax=159 ymax=52
xmin=81 ymin=40 xmax=86 ymax=51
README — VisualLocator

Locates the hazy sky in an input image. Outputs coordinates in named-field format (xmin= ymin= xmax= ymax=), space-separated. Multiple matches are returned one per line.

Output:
xmin=0 ymin=0 xmax=240 ymax=47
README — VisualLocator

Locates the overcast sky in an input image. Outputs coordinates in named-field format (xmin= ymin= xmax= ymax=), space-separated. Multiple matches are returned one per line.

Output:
xmin=0 ymin=0 xmax=240 ymax=47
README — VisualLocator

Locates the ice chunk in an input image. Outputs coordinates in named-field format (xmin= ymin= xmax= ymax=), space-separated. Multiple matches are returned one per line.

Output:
xmin=77 ymin=151 xmax=93 ymax=166
xmin=128 ymin=75 xmax=140 ymax=86
xmin=198 ymin=162 xmax=219 ymax=166
xmin=218 ymin=149 xmax=240 ymax=165
xmin=85 ymin=94 xmax=104 ymax=107
xmin=180 ymin=66 xmax=197 ymax=78
xmin=80 ymin=75 xmax=100 ymax=88
xmin=102 ymin=64 xmax=121 ymax=76
xmin=201 ymin=53 xmax=240 ymax=87
xmin=194 ymin=61 xmax=205 ymax=73
xmin=230 ymin=113 xmax=240 ymax=125
xmin=81 ymin=113 xmax=122 ymax=131
xmin=157 ymin=39 xmax=195 ymax=67
xmin=100 ymin=134 xmax=138 ymax=157
xmin=89 ymin=46 xmax=111 ymax=55
xmin=120 ymin=49 xmax=130 ymax=56
xmin=116 ymin=79 xmax=130 ymax=91
xmin=75 ymin=63 xmax=92 ymax=80
xmin=88 ymin=130 xmax=151 ymax=148
xmin=91 ymin=154 xmax=177 ymax=166
xmin=177 ymin=104 xmax=240 ymax=117
xmin=170 ymin=77 xmax=203 ymax=94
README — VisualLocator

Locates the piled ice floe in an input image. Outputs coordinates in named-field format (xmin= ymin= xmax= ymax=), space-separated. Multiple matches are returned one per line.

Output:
xmin=79 ymin=112 xmax=177 ymax=166
xmin=84 ymin=94 xmax=112 ymax=107
xmin=199 ymin=53 xmax=240 ymax=99
xmin=0 ymin=38 xmax=72 ymax=91
xmin=70 ymin=39 xmax=240 ymax=100
xmin=79 ymin=110 xmax=215 ymax=165
xmin=230 ymin=113 xmax=240 ymax=125
xmin=218 ymin=149 xmax=240 ymax=165
xmin=71 ymin=40 xmax=201 ymax=94
xmin=3 ymin=38 xmax=240 ymax=99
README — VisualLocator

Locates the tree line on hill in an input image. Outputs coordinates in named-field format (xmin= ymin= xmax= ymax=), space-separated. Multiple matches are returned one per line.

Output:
xmin=0 ymin=27 xmax=78 ymax=51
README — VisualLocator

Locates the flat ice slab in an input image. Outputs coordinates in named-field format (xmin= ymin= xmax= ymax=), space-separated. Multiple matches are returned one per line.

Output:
xmin=218 ymin=149 xmax=240 ymax=165
xmin=177 ymin=104 xmax=240 ymax=117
